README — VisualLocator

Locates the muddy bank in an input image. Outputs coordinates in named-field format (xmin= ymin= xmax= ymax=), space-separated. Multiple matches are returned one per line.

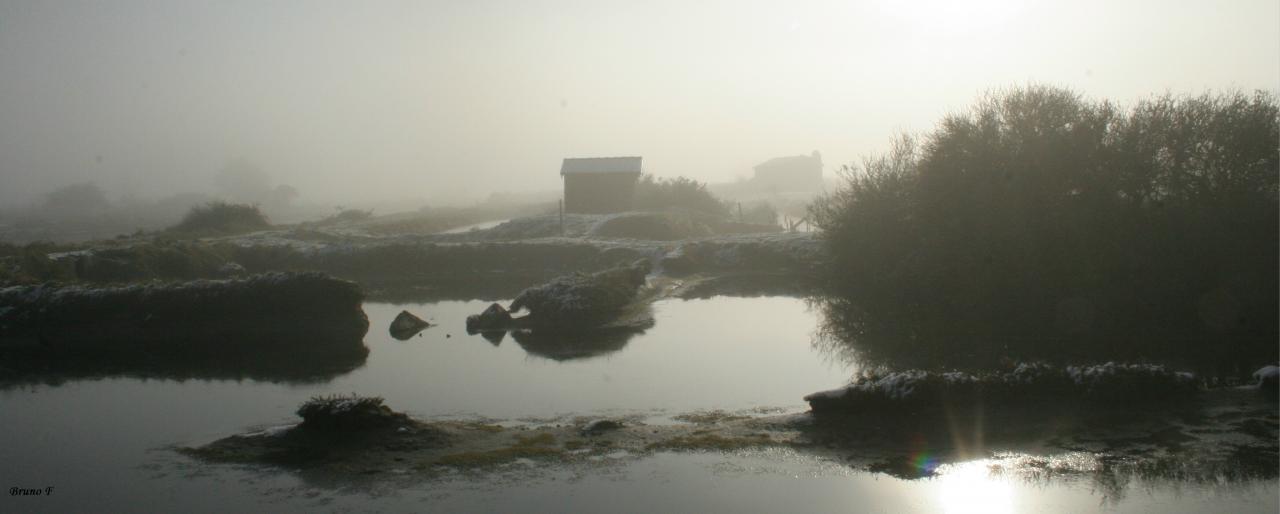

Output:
xmin=0 ymin=272 xmax=369 ymax=378
xmin=185 ymin=389 xmax=1276 ymax=495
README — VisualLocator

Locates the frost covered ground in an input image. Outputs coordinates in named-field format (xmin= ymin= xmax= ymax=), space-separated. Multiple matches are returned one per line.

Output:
xmin=2 ymin=212 xmax=820 ymax=300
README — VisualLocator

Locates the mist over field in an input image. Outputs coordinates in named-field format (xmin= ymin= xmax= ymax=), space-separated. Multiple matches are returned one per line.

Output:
xmin=1 ymin=0 xmax=1276 ymax=210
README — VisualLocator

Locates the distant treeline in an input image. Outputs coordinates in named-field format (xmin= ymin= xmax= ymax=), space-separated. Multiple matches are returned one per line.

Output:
xmin=812 ymin=85 xmax=1278 ymax=369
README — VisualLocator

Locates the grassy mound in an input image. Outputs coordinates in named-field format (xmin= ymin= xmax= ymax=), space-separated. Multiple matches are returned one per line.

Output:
xmin=0 ymin=271 xmax=369 ymax=356
xmin=170 ymin=201 xmax=272 ymax=235
xmin=296 ymin=394 xmax=408 ymax=432
xmin=509 ymin=261 xmax=650 ymax=329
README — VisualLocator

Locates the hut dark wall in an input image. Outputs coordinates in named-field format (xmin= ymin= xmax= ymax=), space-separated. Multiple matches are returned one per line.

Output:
xmin=564 ymin=173 xmax=639 ymax=214
xmin=561 ymin=156 xmax=642 ymax=214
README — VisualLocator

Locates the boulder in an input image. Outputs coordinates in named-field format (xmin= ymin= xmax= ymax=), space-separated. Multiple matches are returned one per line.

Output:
xmin=389 ymin=310 xmax=432 ymax=340
xmin=465 ymin=303 xmax=512 ymax=333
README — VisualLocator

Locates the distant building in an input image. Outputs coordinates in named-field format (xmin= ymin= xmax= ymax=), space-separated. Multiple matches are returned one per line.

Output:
xmin=751 ymin=151 xmax=823 ymax=192
xmin=561 ymin=156 xmax=642 ymax=214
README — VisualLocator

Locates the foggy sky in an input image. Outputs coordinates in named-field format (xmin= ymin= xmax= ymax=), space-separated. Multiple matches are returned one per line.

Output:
xmin=1 ymin=0 xmax=1277 ymax=207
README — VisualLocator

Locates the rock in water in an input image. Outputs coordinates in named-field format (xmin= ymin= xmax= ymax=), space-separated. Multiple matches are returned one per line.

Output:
xmin=389 ymin=310 xmax=432 ymax=340
xmin=465 ymin=303 xmax=512 ymax=333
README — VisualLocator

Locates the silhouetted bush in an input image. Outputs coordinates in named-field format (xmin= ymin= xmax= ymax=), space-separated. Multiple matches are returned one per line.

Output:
xmin=811 ymin=86 xmax=1278 ymax=370
xmin=633 ymin=174 xmax=731 ymax=217
xmin=171 ymin=201 xmax=272 ymax=235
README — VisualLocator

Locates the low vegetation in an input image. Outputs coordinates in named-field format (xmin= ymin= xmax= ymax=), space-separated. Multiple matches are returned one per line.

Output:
xmin=296 ymin=394 xmax=407 ymax=432
xmin=811 ymin=86 xmax=1278 ymax=368
xmin=169 ymin=201 xmax=272 ymax=235
xmin=587 ymin=211 xmax=716 ymax=240
xmin=633 ymin=174 xmax=731 ymax=217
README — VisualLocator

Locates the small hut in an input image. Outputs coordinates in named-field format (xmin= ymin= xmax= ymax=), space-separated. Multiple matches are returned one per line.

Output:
xmin=561 ymin=156 xmax=642 ymax=214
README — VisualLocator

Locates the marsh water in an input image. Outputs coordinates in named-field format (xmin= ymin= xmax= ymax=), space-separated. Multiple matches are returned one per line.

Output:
xmin=1 ymin=297 xmax=1275 ymax=513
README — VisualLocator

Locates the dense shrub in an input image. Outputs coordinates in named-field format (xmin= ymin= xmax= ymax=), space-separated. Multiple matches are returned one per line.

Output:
xmin=170 ymin=201 xmax=272 ymax=235
xmin=811 ymin=86 xmax=1278 ymax=369
xmin=633 ymin=175 xmax=731 ymax=217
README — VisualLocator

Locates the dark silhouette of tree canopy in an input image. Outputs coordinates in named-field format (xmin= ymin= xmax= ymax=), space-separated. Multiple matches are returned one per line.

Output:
xmin=811 ymin=86 xmax=1278 ymax=369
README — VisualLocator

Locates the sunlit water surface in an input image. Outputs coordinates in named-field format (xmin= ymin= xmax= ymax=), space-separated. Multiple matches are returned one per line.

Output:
xmin=0 ymin=297 xmax=1274 ymax=512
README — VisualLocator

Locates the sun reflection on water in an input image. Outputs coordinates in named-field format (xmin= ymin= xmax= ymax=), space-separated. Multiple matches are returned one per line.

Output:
xmin=935 ymin=460 xmax=1014 ymax=514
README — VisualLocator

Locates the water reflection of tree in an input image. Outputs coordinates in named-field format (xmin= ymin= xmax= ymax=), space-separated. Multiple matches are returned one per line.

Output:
xmin=809 ymin=295 xmax=994 ymax=372
xmin=811 ymin=294 xmax=1269 ymax=376
xmin=991 ymin=448 xmax=1279 ymax=506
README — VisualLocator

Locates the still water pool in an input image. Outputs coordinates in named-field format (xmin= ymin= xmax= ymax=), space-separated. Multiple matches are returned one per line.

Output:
xmin=0 ymin=297 xmax=1274 ymax=512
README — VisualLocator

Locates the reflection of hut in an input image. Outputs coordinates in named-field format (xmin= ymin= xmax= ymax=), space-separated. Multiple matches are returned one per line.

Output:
xmin=561 ymin=157 xmax=642 ymax=214
xmin=751 ymin=151 xmax=823 ymax=192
